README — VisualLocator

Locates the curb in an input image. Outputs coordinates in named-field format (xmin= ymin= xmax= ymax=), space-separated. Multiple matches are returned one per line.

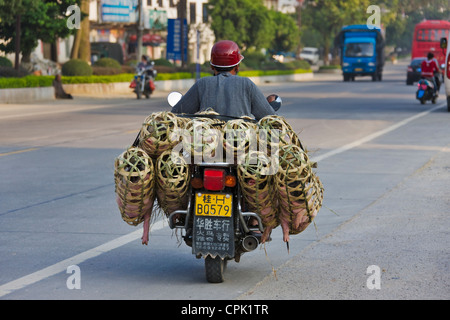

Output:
xmin=0 ymin=87 xmax=55 ymax=104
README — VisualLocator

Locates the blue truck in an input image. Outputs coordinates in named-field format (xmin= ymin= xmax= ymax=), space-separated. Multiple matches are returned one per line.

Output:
xmin=334 ymin=24 xmax=385 ymax=82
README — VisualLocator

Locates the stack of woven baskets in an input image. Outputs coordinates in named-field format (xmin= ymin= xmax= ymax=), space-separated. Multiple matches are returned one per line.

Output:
xmin=114 ymin=111 xmax=324 ymax=244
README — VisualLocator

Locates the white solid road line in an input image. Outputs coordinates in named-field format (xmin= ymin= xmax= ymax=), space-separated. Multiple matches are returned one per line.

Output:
xmin=0 ymin=103 xmax=445 ymax=298
xmin=312 ymin=103 xmax=445 ymax=163
xmin=0 ymin=220 xmax=166 ymax=298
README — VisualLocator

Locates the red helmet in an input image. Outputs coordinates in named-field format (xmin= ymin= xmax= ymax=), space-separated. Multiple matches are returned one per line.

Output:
xmin=210 ymin=40 xmax=244 ymax=68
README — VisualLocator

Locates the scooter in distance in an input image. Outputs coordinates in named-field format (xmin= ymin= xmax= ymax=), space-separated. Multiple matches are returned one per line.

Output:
xmin=130 ymin=61 xmax=157 ymax=99
xmin=416 ymin=78 xmax=437 ymax=104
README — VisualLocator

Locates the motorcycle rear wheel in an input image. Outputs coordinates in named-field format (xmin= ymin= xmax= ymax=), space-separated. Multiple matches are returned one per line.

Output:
xmin=136 ymin=80 xmax=142 ymax=99
xmin=205 ymin=256 xmax=227 ymax=283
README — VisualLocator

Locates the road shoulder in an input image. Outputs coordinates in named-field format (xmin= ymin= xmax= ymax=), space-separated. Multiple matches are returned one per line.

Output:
xmin=237 ymin=147 xmax=450 ymax=300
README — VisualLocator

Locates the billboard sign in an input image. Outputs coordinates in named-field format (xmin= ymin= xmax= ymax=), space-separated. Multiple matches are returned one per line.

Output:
xmin=146 ymin=9 xmax=168 ymax=30
xmin=101 ymin=0 xmax=138 ymax=23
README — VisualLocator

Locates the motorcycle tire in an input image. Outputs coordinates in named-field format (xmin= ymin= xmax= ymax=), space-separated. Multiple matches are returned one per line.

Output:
xmin=136 ymin=80 xmax=142 ymax=99
xmin=205 ymin=256 xmax=227 ymax=283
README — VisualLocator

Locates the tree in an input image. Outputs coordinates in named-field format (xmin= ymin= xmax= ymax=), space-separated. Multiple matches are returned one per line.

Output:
xmin=0 ymin=0 xmax=81 ymax=67
xmin=382 ymin=0 xmax=450 ymax=51
xmin=269 ymin=10 xmax=300 ymax=53
xmin=70 ymin=0 xmax=90 ymax=62
xmin=299 ymin=0 xmax=450 ymax=60
xmin=207 ymin=0 xmax=274 ymax=51
xmin=301 ymin=0 xmax=372 ymax=64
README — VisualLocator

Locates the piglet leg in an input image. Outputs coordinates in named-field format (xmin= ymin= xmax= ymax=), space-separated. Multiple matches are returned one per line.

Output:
xmin=141 ymin=199 xmax=155 ymax=245
xmin=279 ymin=207 xmax=291 ymax=243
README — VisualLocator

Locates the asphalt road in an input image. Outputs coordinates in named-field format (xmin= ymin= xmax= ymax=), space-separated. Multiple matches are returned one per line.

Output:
xmin=0 ymin=61 xmax=449 ymax=301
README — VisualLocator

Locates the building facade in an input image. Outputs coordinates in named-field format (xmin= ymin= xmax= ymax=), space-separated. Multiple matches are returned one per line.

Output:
xmin=89 ymin=0 xmax=214 ymax=65
xmin=2 ymin=0 xmax=301 ymax=71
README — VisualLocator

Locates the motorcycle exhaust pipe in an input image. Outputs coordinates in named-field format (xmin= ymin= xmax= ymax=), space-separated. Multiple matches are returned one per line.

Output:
xmin=241 ymin=235 xmax=259 ymax=252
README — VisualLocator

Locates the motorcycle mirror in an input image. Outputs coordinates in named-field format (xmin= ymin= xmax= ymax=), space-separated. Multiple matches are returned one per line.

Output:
xmin=167 ymin=91 xmax=183 ymax=107
xmin=267 ymin=94 xmax=282 ymax=111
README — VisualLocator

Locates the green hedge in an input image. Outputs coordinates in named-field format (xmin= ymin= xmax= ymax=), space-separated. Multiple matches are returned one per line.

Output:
xmin=0 ymin=75 xmax=54 ymax=89
xmin=0 ymin=68 xmax=311 ymax=89
xmin=61 ymin=59 xmax=93 ymax=76
xmin=61 ymin=73 xmax=135 ymax=84
xmin=0 ymin=56 xmax=13 ymax=67
xmin=93 ymin=57 xmax=121 ymax=69
xmin=155 ymin=72 xmax=212 ymax=81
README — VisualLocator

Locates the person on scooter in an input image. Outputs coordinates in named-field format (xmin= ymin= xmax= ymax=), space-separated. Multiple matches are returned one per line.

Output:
xmin=421 ymin=52 xmax=440 ymax=95
xmin=170 ymin=40 xmax=278 ymax=120
xmin=137 ymin=55 xmax=149 ymax=70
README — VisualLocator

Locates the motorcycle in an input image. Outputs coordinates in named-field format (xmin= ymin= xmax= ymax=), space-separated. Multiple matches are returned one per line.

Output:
xmin=130 ymin=61 xmax=157 ymax=99
xmin=166 ymin=92 xmax=281 ymax=283
xmin=416 ymin=78 xmax=437 ymax=104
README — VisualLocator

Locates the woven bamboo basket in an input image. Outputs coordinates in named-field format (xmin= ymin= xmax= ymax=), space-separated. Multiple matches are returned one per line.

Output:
xmin=238 ymin=150 xmax=279 ymax=243
xmin=114 ymin=147 xmax=155 ymax=226
xmin=155 ymin=150 xmax=191 ymax=217
xmin=258 ymin=115 xmax=305 ymax=156
xmin=196 ymin=108 xmax=226 ymax=127
xmin=181 ymin=117 xmax=223 ymax=163
xmin=175 ymin=115 xmax=191 ymax=129
xmin=223 ymin=119 xmax=257 ymax=162
xmin=275 ymin=144 xmax=324 ymax=242
xmin=138 ymin=111 xmax=181 ymax=158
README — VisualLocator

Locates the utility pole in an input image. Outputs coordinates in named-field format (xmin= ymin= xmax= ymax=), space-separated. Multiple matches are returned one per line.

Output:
xmin=137 ymin=0 xmax=144 ymax=60
xmin=14 ymin=14 xmax=21 ymax=70
xmin=296 ymin=0 xmax=304 ymax=59
xmin=177 ymin=0 xmax=187 ymax=67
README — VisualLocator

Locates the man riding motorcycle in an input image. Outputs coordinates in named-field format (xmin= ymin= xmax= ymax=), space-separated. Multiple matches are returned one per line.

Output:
xmin=169 ymin=40 xmax=280 ymax=238
xmin=170 ymin=40 xmax=279 ymax=120
xmin=421 ymin=52 xmax=441 ymax=96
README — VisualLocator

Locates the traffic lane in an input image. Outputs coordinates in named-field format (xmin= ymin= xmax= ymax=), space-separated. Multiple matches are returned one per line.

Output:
xmin=0 ymin=96 xmax=171 ymax=152
xmin=4 ymin=104 xmax=448 ymax=299
xmin=312 ymin=103 xmax=450 ymax=219
xmin=0 ymin=98 xmax=158 ymax=285
xmin=0 ymin=126 xmax=322 ymax=298
xmin=239 ymin=141 xmax=450 ymax=300
xmin=0 ymin=67 xmax=446 ymax=298
xmin=0 ymin=95 xmax=176 ymax=288
xmin=274 ymin=81 xmax=441 ymax=155
xmin=0 ymin=95 xmax=168 ymax=225
xmin=0 ymin=138 xmax=317 ymax=297
xmin=4 ymin=107 xmax=447 ymax=300
xmin=0 ymin=146 xmax=127 ymax=285
xmin=237 ymin=103 xmax=450 ymax=299
xmin=1 ymin=213 xmax=319 ymax=300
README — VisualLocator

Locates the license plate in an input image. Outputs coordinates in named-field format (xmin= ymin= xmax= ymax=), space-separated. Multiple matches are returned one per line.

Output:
xmin=355 ymin=68 xmax=363 ymax=72
xmin=195 ymin=193 xmax=232 ymax=217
